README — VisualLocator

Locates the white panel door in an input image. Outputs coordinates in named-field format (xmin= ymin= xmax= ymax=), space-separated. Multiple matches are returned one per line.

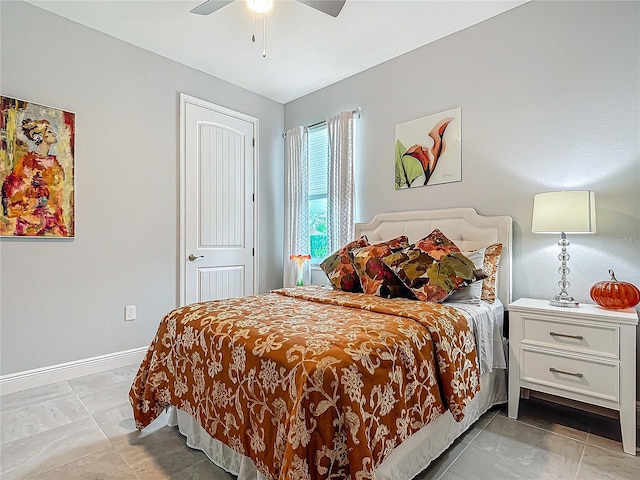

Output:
xmin=181 ymin=95 xmax=256 ymax=305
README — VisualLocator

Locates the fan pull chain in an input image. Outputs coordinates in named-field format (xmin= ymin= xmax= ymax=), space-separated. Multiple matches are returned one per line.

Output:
xmin=252 ymin=10 xmax=256 ymax=42
xmin=262 ymin=13 xmax=266 ymax=57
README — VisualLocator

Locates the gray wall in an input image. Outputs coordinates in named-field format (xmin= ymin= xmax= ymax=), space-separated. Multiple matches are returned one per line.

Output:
xmin=0 ymin=1 xmax=284 ymax=375
xmin=286 ymin=1 xmax=640 ymax=381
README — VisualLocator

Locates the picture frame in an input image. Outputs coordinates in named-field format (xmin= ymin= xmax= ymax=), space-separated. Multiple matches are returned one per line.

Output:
xmin=395 ymin=107 xmax=462 ymax=190
xmin=1 ymin=96 xmax=75 ymax=237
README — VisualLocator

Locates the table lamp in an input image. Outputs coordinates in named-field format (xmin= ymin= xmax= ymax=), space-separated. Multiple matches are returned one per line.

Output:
xmin=532 ymin=190 xmax=596 ymax=307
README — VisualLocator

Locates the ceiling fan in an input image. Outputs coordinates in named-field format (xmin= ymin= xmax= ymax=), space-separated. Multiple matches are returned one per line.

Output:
xmin=190 ymin=0 xmax=347 ymax=18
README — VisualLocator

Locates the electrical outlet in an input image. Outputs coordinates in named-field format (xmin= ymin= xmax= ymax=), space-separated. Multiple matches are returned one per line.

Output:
xmin=125 ymin=305 xmax=136 ymax=321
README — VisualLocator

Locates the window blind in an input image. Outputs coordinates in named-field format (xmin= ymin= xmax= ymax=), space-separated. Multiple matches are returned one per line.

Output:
xmin=308 ymin=124 xmax=328 ymax=199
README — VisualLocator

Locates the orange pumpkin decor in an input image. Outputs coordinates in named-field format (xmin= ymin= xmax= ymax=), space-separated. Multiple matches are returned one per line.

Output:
xmin=590 ymin=270 xmax=640 ymax=310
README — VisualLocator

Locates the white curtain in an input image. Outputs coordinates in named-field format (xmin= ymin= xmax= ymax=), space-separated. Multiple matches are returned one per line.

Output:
xmin=283 ymin=126 xmax=310 ymax=287
xmin=327 ymin=110 xmax=356 ymax=252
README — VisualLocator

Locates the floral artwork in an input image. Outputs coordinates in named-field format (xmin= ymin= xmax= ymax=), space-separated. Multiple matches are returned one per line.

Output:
xmin=395 ymin=107 xmax=461 ymax=189
xmin=1 ymin=96 xmax=75 ymax=237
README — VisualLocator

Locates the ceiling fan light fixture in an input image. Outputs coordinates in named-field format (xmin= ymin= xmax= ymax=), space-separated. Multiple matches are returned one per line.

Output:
xmin=247 ymin=0 xmax=273 ymax=13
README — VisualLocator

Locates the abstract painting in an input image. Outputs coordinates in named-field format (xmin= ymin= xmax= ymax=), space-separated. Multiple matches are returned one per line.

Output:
xmin=395 ymin=107 xmax=461 ymax=190
xmin=1 ymin=96 xmax=75 ymax=237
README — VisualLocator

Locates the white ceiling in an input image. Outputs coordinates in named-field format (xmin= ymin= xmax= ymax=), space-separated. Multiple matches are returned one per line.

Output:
xmin=26 ymin=0 xmax=528 ymax=104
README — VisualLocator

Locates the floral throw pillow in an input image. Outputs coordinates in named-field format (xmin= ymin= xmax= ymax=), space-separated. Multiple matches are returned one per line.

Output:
xmin=350 ymin=236 xmax=411 ymax=298
xmin=446 ymin=247 xmax=486 ymax=305
xmin=320 ymin=236 xmax=370 ymax=292
xmin=382 ymin=229 xmax=486 ymax=303
xmin=481 ymin=243 xmax=503 ymax=303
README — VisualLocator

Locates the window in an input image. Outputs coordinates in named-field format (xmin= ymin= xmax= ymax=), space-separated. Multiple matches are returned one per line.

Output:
xmin=308 ymin=124 xmax=329 ymax=262
xmin=284 ymin=110 xmax=356 ymax=286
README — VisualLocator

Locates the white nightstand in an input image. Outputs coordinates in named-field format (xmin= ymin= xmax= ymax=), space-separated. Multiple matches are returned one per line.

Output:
xmin=508 ymin=298 xmax=638 ymax=455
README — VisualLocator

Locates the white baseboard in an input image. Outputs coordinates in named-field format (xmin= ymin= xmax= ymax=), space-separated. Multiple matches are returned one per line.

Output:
xmin=0 ymin=347 xmax=147 ymax=396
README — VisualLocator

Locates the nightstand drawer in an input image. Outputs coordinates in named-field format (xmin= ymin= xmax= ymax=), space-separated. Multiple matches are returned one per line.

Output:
xmin=521 ymin=315 xmax=619 ymax=358
xmin=521 ymin=349 xmax=619 ymax=402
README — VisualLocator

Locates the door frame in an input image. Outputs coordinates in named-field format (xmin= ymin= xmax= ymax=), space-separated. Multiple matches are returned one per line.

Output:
xmin=179 ymin=93 xmax=259 ymax=306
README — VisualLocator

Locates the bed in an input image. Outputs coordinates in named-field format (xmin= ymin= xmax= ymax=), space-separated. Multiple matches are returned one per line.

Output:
xmin=130 ymin=207 xmax=512 ymax=480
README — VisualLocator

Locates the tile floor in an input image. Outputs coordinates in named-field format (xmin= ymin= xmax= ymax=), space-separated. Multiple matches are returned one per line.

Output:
xmin=0 ymin=363 xmax=638 ymax=479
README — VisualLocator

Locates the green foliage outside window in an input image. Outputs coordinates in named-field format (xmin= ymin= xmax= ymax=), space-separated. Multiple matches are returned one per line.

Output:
xmin=310 ymin=211 xmax=328 ymax=259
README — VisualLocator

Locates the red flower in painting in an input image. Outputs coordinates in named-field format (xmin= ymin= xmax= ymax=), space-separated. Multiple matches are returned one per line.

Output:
xmin=398 ymin=117 xmax=454 ymax=187
xmin=404 ymin=145 xmax=431 ymax=175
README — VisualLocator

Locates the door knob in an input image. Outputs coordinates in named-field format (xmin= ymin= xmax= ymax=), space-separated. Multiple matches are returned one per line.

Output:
xmin=188 ymin=254 xmax=204 ymax=261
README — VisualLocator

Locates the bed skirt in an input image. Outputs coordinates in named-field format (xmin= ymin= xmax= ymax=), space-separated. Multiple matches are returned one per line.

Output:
xmin=167 ymin=368 xmax=507 ymax=480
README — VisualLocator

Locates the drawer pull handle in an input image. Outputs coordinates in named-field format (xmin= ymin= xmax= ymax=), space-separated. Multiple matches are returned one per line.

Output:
xmin=549 ymin=331 xmax=584 ymax=340
xmin=549 ymin=367 xmax=583 ymax=378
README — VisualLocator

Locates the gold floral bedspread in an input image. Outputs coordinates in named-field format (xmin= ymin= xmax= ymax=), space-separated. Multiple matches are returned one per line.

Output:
xmin=130 ymin=286 xmax=480 ymax=480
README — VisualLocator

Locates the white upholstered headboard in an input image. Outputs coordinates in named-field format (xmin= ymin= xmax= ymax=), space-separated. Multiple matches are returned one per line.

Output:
xmin=355 ymin=208 xmax=513 ymax=307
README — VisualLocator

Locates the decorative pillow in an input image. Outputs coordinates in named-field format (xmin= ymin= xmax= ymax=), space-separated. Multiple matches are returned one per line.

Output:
xmin=350 ymin=236 xmax=411 ymax=298
xmin=382 ymin=229 xmax=486 ymax=303
xmin=446 ymin=248 xmax=486 ymax=304
xmin=320 ymin=236 xmax=370 ymax=292
xmin=481 ymin=243 xmax=503 ymax=303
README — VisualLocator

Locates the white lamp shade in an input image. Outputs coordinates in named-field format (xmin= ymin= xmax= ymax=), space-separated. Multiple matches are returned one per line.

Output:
xmin=532 ymin=190 xmax=596 ymax=234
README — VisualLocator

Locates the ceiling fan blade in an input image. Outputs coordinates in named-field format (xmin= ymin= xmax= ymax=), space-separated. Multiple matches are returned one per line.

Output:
xmin=297 ymin=0 xmax=346 ymax=17
xmin=190 ymin=0 xmax=234 ymax=15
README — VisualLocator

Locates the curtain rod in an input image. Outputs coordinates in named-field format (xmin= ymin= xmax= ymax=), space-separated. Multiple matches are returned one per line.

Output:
xmin=282 ymin=107 xmax=361 ymax=137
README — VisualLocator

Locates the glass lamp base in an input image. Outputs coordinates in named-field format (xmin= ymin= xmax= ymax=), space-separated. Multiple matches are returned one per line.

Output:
xmin=549 ymin=294 xmax=579 ymax=308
